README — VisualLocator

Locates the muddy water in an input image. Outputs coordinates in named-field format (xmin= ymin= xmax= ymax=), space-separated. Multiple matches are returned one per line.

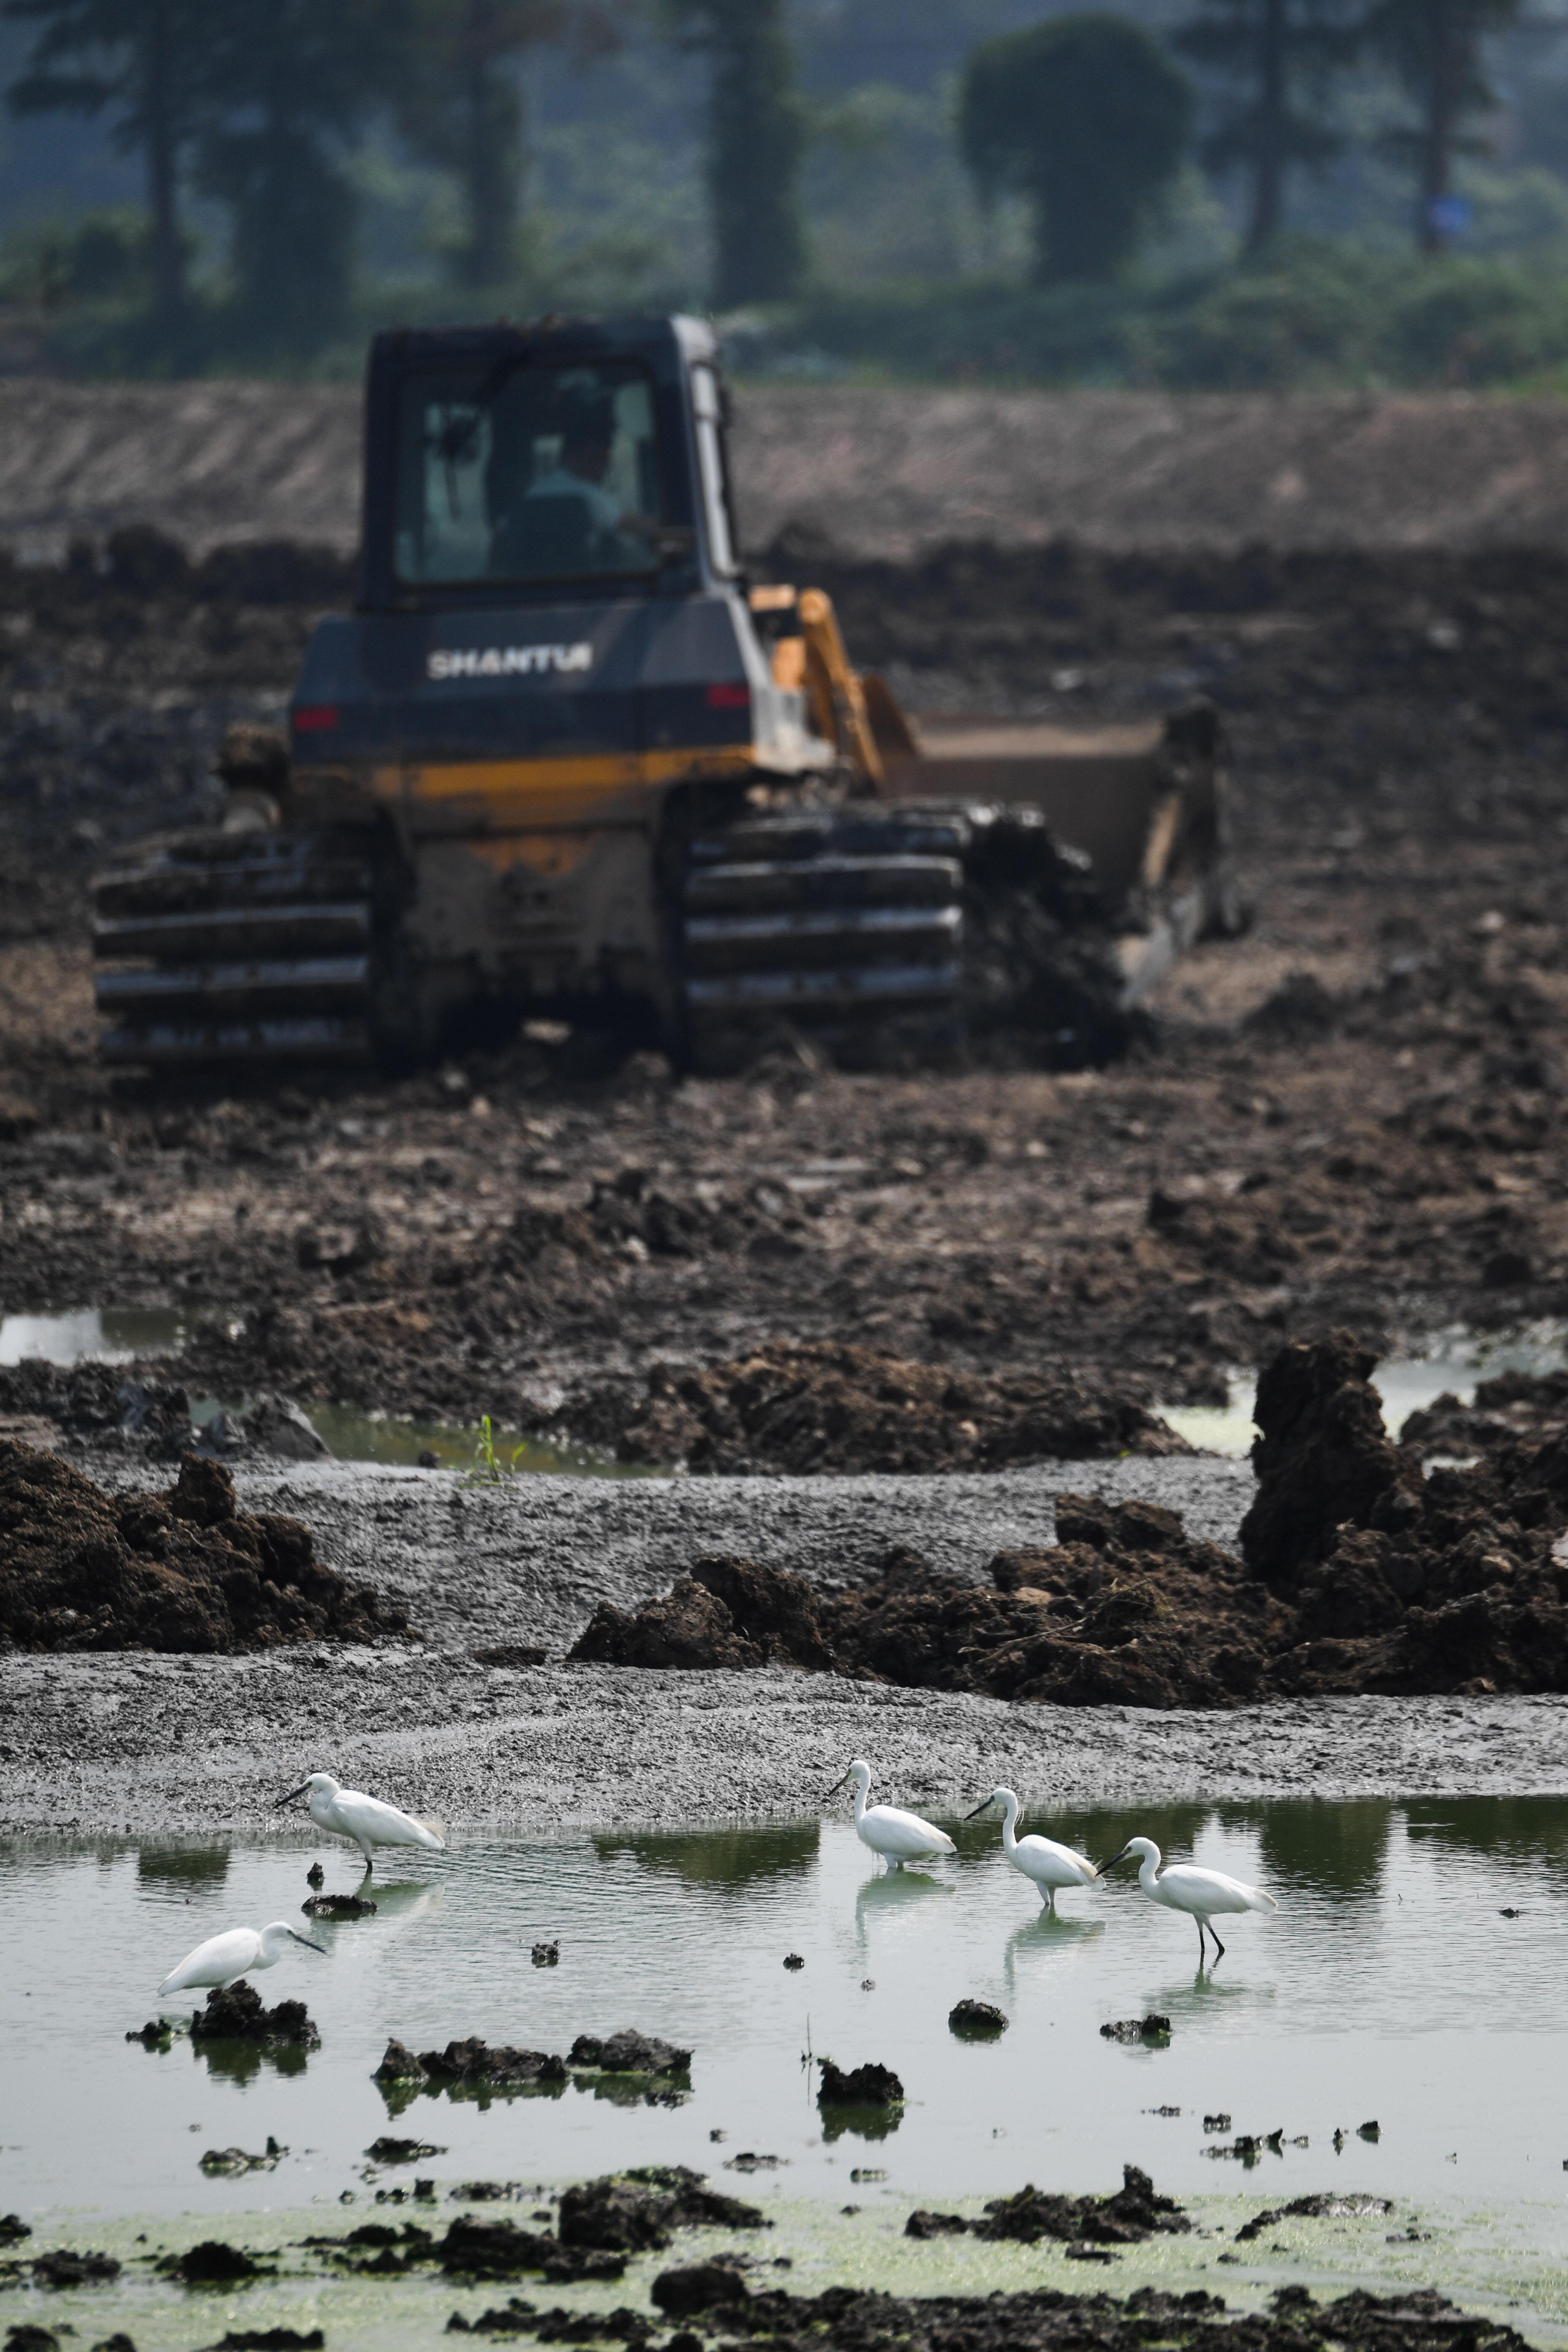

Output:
xmin=5 ymin=1799 xmax=1568 ymax=2227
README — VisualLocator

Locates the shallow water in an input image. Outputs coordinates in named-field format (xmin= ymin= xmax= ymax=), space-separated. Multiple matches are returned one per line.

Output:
xmin=1161 ymin=1326 xmax=1568 ymax=1458
xmin=7 ymin=1798 xmax=1568 ymax=2227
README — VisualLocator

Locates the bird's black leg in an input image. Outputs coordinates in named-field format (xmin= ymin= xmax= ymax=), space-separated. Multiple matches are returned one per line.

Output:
xmin=1210 ymin=1925 xmax=1225 ymax=1962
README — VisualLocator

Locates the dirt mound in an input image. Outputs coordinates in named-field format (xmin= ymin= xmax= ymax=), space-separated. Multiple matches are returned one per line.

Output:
xmin=530 ymin=1342 xmax=1187 ymax=1475
xmin=0 ymin=1441 xmax=408 ymax=1652
xmin=1401 ymin=1369 xmax=1568 ymax=1455
xmin=0 ymin=1362 xmax=328 ymax=1463
xmin=561 ymin=1336 xmax=1568 ymax=1703
xmin=569 ymin=1557 xmax=833 ymax=1671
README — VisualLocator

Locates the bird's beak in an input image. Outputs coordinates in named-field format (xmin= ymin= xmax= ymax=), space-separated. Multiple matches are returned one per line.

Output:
xmin=1102 ymin=1845 xmax=1134 ymax=1870
xmin=289 ymin=1930 xmax=326 ymax=1953
xmin=276 ymin=1784 xmax=311 ymax=1805
xmin=822 ymin=1769 xmax=851 ymax=1801
xmin=964 ymin=1798 xmax=995 ymax=1820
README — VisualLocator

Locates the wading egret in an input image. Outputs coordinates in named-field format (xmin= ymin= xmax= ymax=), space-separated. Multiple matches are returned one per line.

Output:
xmin=1103 ymin=1835 xmax=1276 ymax=1962
xmin=158 ymin=1920 xmax=324 ymax=1998
xmin=966 ymin=1786 xmax=1099 ymax=1912
xmin=826 ymin=1759 xmax=955 ymax=1870
xmin=277 ymin=1771 xmax=445 ymax=1876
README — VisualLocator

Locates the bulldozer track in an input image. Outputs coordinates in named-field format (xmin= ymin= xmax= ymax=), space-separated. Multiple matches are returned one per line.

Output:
xmin=92 ymin=830 xmax=374 ymax=1066
xmin=679 ymin=807 xmax=967 ymax=1059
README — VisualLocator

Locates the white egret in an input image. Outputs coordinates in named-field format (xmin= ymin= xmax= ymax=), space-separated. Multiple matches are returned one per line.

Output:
xmin=966 ymin=1786 xmax=1099 ymax=1912
xmin=158 ymin=1920 xmax=324 ymax=1998
xmin=278 ymin=1771 xmax=445 ymax=1876
xmin=1103 ymin=1835 xmax=1276 ymax=1962
xmin=826 ymin=1759 xmax=955 ymax=1870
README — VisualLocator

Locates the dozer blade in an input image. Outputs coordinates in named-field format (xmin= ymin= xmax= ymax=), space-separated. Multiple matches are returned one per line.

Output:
xmin=91 ymin=828 xmax=376 ymax=1070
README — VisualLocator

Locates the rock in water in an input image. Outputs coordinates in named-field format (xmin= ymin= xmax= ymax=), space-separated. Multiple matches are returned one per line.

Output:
xmin=817 ymin=2060 xmax=903 ymax=2106
xmin=1240 ymin=1332 xmax=1415 ymax=1587
xmin=191 ymin=1982 xmax=319 ymax=2048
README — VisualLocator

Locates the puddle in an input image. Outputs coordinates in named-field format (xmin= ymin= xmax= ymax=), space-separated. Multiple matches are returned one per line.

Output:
xmin=0 ymin=1306 xmax=651 ymax=1478
xmin=1161 ymin=1328 xmax=1568 ymax=1458
xmin=0 ymin=1305 xmax=200 ymax=1367
xmin=7 ymin=1799 xmax=1568 ymax=2224
xmin=289 ymin=1402 xmax=661 ymax=1480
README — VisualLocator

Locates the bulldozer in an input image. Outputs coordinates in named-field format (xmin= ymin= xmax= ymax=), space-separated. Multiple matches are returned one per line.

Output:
xmin=91 ymin=313 xmax=1241 ymax=1075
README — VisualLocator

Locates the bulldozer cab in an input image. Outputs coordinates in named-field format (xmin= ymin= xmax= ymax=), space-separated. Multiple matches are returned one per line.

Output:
xmin=361 ymin=316 xmax=740 ymax=607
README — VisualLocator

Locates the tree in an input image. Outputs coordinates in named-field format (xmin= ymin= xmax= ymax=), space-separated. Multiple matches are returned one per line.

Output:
xmin=1360 ymin=0 xmax=1523 ymax=253
xmin=391 ymin=1 xmax=624 ymax=290
xmin=663 ymin=0 xmax=807 ymax=307
xmin=193 ymin=0 xmax=387 ymax=357
xmin=1172 ymin=0 xmax=1361 ymax=252
xmin=958 ymin=14 xmax=1193 ymax=285
xmin=3 ymin=0 xmax=208 ymax=340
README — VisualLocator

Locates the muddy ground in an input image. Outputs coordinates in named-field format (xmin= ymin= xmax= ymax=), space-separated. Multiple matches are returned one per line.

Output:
xmin=6 ymin=536 xmax=1568 ymax=1442
xmin=6 ymin=1448 xmax=1568 ymax=1833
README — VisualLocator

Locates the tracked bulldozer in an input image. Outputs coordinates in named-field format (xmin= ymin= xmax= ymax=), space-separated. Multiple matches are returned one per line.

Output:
xmin=92 ymin=314 xmax=1241 ymax=1075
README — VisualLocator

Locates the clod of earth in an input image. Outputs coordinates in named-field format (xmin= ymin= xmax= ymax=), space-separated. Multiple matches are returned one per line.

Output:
xmin=191 ymin=1983 xmax=319 ymax=2049
xmin=783 ymin=1952 xmax=805 ymax=1969
xmin=569 ymin=2030 xmax=691 ymax=2074
xmin=1236 ymin=2196 xmax=1393 ymax=2243
xmin=818 ymin=2061 xmax=904 ymax=2107
xmin=125 ymin=2019 xmax=172 ymax=2048
xmin=438 ymin=2216 xmax=625 ymax=2284
xmin=367 ymin=2135 xmax=446 ymax=2162
xmin=526 ymin=1341 xmax=1187 ymax=1475
xmin=905 ymin=2167 xmax=1190 ymax=2248
xmin=0 ymin=2216 xmax=31 ymax=2242
xmin=199 ymin=2141 xmax=283 ymax=2174
xmin=0 ymin=1442 xmax=408 ymax=1653
xmin=558 ymin=2169 xmax=766 ymax=2253
xmin=301 ymin=1892 xmax=376 ymax=1917
xmin=1101 ymin=2015 xmax=1172 ymax=2043
xmin=377 ymin=2039 xmax=568 ymax=2091
xmin=570 ymin=1556 xmax=833 ymax=1672
xmin=27 ymin=2248 xmax=122 ymax=2286
xmin=651 ymin=2264 xmax=753 ymax=2319
xmin=949 ymin=2000 xmax=1008 ymax=2036
xmin=305 ymin=1861 xmax=324 ymax=1887
xmin=199 ymin=2331 xmax=325 ymax=2350
xmin=446 ymin=2304 xmax=654 ymax=2341
xmin=531 ymin=1941 xmax=560 ymax=1966
xmin=158 ymin=2241 xmax=265 ymax=2284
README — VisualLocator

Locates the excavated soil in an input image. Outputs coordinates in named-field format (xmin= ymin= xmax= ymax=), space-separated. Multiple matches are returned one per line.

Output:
xmin=561 ymin=1335 xmax=1568 ymax=1706
xmin=7 ymin=533 xmax=1568 ymax=1450
xmin=0 ymin=1439 xmax=409 ymax=1652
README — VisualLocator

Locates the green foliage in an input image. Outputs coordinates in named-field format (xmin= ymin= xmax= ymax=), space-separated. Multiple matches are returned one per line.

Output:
xmin=1360 ymin=0 xmax=1522 ymax=248
xmin=387 ymin=0 xmax=625 ymax=290
xmin=958 ymin=14 xmax=1193 ymax=284
xmin=0 ymin=203 xmax=150 ymax=306
xmin=761 ymin=239 xmax=1568 ymax=393
xmin=1172 ymin=0 xmax=1363 ymax=248
xmin=2 ymin=0 xmax=210 ymax=337
xmin=664 ymin=0 xmax=807 ymax=306
xmin=192 ymin=0 xmax=388 ymax=359
xmin=463 ymin=1413 xmax=528 ymax=1485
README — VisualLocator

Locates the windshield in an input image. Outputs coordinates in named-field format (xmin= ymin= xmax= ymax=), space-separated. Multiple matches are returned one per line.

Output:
xmin=392 ymin=359 xmax=663 ymax=587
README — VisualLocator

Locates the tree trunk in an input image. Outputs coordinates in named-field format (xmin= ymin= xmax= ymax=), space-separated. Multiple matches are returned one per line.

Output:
xmin=1247 ymin=0 xmax=1286 ymax=251
xmin=459 ymin=0 xmax=521 ymax=287
xmin=1418 ymin=0 xmax=1455 ymax=253
xmin=143 ymin=0 xmax=185 ymax=338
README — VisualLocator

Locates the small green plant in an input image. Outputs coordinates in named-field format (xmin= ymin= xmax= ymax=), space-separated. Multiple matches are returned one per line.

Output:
xmin=463 ymin=1413 xmax=528 ymax=1486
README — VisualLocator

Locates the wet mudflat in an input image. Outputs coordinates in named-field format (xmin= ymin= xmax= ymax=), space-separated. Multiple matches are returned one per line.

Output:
xmin=10 ymin=1808 xmax=1568 ymax=2346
